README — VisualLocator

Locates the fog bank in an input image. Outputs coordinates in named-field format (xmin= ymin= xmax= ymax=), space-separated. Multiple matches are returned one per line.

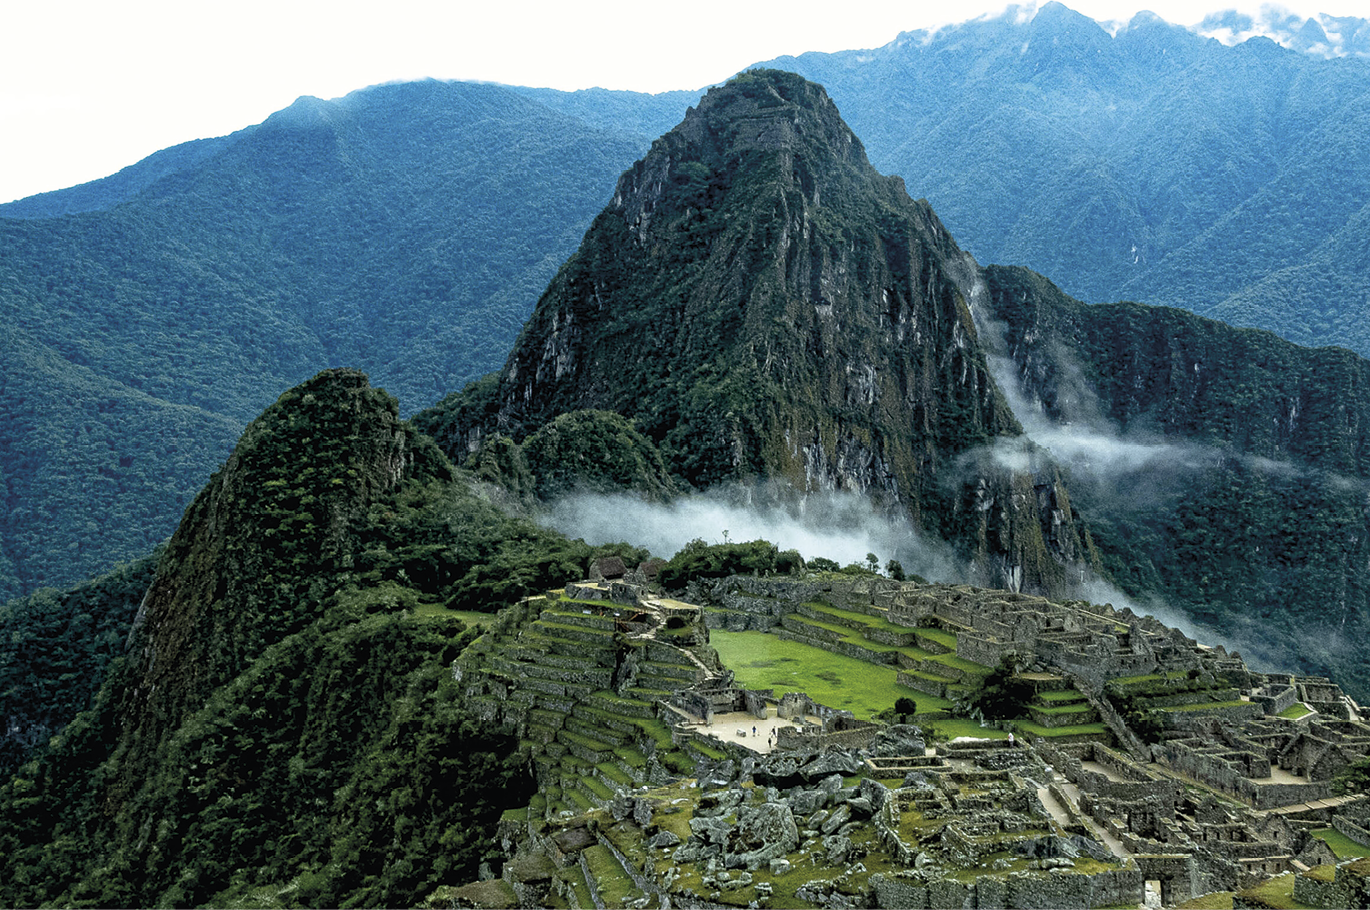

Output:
xmin=537 ymin=485 xmax=965 ymax=582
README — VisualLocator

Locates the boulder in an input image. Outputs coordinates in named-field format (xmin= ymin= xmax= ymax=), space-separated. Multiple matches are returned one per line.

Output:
xmin=689 ymin=815 xmax=733 ymax=844
xmin=800 ymin=751 xmax=863 ymax=782
xmin=818 ymin=774 xmax=845 ymax=796
xmin=789 ymin=788 xmax=826 ymax=817
xmin=824 ymin=833 xmax=858 ymax=865
xmin=820 ymin=803 xmax=851 ymax=835
xmin=858 ymin=778 xmax=892 ymax=813
xmin=647 ymin=830 xmax=681 ymax=849
xmin=870 ymin=724 xmax=926 ymax=757
xmin=728 ymin=802 xmax=800 ymax=868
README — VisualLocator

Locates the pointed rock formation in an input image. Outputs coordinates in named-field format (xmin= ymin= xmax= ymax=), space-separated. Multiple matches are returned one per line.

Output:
xmin=424 ymin=70 xmax=1094 ymax=592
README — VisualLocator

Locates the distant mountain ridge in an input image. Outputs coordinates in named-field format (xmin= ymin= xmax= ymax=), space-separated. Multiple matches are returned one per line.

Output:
xmin=6 ymin=1 xmax=1370 ymax=603
xmin=0 ymin=79 xmax=652 ymax=597
xmin=757 ymin=1 xmax=1370 ymax=350
xmin=1193 ymin=6 xmax=1370 ymax=58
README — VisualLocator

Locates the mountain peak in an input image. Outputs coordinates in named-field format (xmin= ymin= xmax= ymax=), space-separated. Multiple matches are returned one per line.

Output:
xmin=121 ymin=369 xmax=448 ymax=756
xmin=671 ymin=68 xmax=860 ymax=156
xmin=431 ymin=70 xmax=1092 ymax=593
xmin=608 ymin=68 xmax=876 ymax=248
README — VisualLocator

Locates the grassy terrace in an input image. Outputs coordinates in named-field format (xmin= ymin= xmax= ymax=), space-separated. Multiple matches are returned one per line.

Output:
xmin=805 ymin=601 xmax=918 ymax=635
xmin=1313 ymin=826 xmax=1370 ymax=858
xmin=1177 ymin=893 xmax=1235 ymax=909
xmin=912 ymin=626 xmax=960 ymax=650
xmin=1280 ymin=703 xmax=1314 ymax=719
xmin=1158 ymin=700 xmax=1250 ymax=713
xmin=1013 ymin=718 xmax=1111 ymax=740
xmin=1031 ymin=701 xmax=1096 ymax=716
xmin=712 ymin=630 xmax=997 ymax=739
xmin=712 ymin=630 xmax=924 ymax=720
xmin=1235 ymin=872 xmax=1313 ymax=909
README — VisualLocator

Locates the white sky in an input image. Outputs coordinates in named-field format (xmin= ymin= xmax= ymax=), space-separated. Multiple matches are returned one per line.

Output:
xmin=0 ymin=0 xmax=1361 ymax=204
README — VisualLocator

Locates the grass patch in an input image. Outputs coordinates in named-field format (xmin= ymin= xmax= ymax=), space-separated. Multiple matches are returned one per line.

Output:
xmin=688 ymin=739 xmax=729 ymax=761
xmin=583 ymin=845 xmax=640 ymax=907
xmin=1312 ymin=827 xmax=1370 ymax=858
xmin=807 ymin=602 xmax=919 ymax=635
xmin=911 ymin=692 xmax=955 ymax=714
xmin=712 ymin=630 xmax=920 ymax=719
xmin=927 ymin=652 xmax=992 ymax=675
xmin=1279 ymin=703 xmax=1313 ymax=719
xmin=614 ymin=746 xmax=647 ymax=768
xmin=1177 ymin=893 xmax=1234 ymax=909
xmin=914 ymin=627 xmax=959 ymax=650
xmin=1032 ymin=702 xmax=1096 ymax=716
xmin=1013 ymin=718 xmax=1111 ymax=739
xmin=1235 ymin=872 xmax=1313 ymax=909
xmin=1157 ymin=700 xmax=1250 ymax=713
xmin=929 ymin=717 xmax=1009 ymax=740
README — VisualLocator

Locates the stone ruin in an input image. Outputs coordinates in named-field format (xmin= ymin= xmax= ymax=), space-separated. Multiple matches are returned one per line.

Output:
xmin=457 ymin=570 xmax=1370 ymax=908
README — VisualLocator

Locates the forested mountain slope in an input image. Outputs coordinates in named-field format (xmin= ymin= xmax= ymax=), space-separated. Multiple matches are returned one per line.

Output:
xmin=982 ymin=265 xmax=1370 ymax=697
xmin=0 ymin=80 xmax=649 ymax=597
xmin=424 ymin=70 xmax=1370 ymax=699
xmin=0 ymin=368 xmax=653 ymax=908
xmin=8 ymin=1 xmax=1370 ymax=631
xmin=759 ymin=2 xmax=1370 ymax=356
xmin=420 ymin=70 xmax=1096 ymax=595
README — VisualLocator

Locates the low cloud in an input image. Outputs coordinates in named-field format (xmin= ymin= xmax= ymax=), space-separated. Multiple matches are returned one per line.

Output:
xmin=537 ymin=484 xmax=965 ymax=583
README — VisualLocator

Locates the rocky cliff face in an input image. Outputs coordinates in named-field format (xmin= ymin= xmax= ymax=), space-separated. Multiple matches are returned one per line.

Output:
xmin=981 ymin=265 xmax=1370 ymax=697
xmin=427 ymin=70 xmax=1095 ymax=593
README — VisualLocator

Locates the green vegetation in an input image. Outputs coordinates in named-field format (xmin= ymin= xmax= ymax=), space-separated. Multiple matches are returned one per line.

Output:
xmin=522 ymin=409 xmax=680 ymax=500
xmin=1313 ymin=827 xmax=1370 ymax=859
xmin=416 ymin=70 xmax=1095 ymax=597
xmin=988 ymin=263 xmax=1370 ymax=699
xmin=0 ymin=371 xmax=596 ymax=908
xmin=1177 ymin=893 xmax=1234 ymax=909
xmin=1330 ymin=756 xmax=1370 ymax=797
xmin=659 ymin=539 xmax=803 ymax=590
xmin=1235 ymin=872 xmax=1313 ymax=910
xmin=0 ymin=79 xmax=656 ymax=599
xmin=962 ymin=656 xmax=1034 ymax=722
xmin=711 ymin=630 xmax=919 ymax=720
xmin=0 ymin=553 xmax=157 ymax=778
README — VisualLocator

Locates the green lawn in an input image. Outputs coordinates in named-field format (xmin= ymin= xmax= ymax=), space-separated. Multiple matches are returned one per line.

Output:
xmin=1279 ymin=703 xmax=1313 ymax=719
xmin=1313 ymin=827 xmax=1370 ymax=858
xmin=711 ymin=630 xmax=921 ymax=720
xmin=1235 ymin=873 xmax=1312 ymax=910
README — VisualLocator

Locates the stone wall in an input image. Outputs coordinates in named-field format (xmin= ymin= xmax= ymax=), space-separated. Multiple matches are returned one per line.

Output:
xmin=1161 ymin=701 xmax=1265 ymax=732
xmin=957 ymin=632 xmax=1016 ymax=668
xmin=1164 ymin=741 xmax=1333 ymax=809
xmin=897 ymin=671 xmax=950 ymax=699
xmin=775 ymin=627 xmax=900 ymax=665
xmin=1251 ymin=685 xmax=1299 ymax=716
xmin=1289 ymin=859 xmax=1370 ymax=910
xmin=869 ymin=867 xmax=1143 ymax=909
xmin=1333 ymin=814 xmax=1370 ymax=848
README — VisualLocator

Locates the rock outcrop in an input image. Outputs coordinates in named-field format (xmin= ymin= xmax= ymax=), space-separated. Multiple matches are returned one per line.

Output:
xmin=425 ymin=70 xmax=1096 ymax=594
